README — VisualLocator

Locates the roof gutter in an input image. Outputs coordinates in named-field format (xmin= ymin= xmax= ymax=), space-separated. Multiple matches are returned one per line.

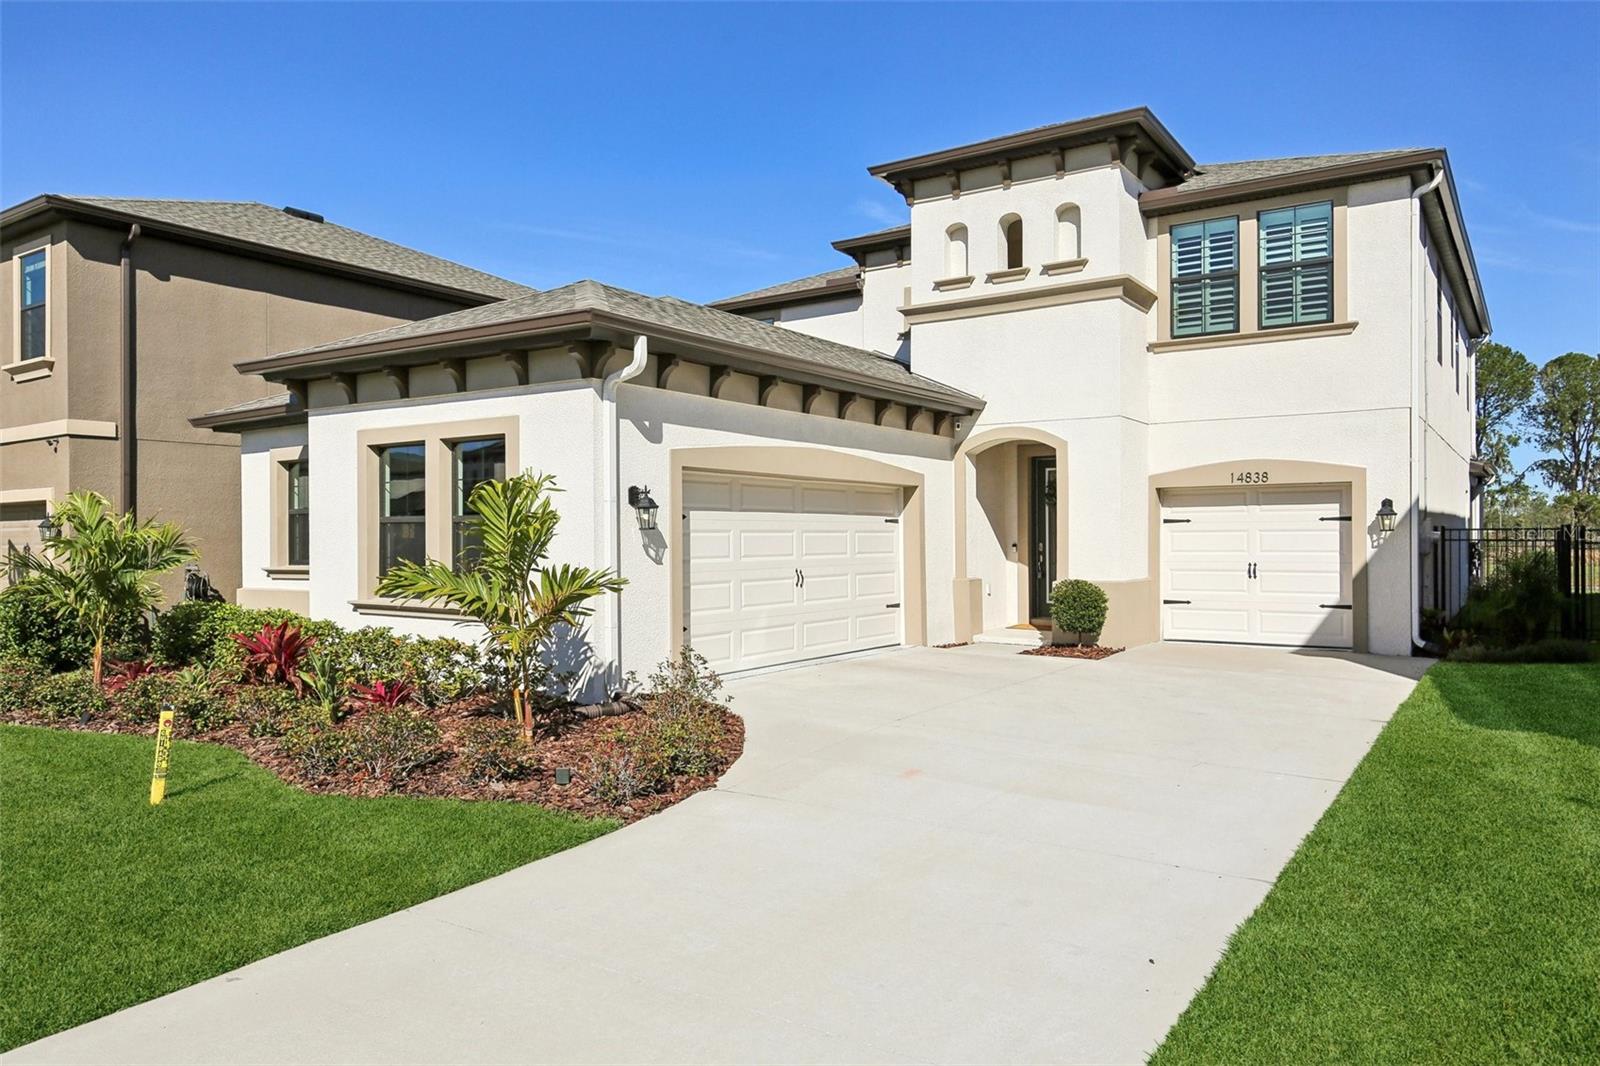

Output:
xmin=120 ymin=224 xmax=141 ymax=516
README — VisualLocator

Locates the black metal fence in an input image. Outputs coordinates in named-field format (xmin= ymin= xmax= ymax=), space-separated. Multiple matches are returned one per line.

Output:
xmin=1433 ymin=525 xmax=1596 ymax=639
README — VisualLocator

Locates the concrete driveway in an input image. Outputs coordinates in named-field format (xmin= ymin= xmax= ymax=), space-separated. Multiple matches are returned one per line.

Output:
xmin=12 ymin=642 xmax=1426 ymax=1065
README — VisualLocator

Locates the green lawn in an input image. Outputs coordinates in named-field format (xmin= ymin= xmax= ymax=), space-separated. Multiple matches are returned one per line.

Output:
xmin=1152 ymin=663 xmax=1600 ymax=1064
xmin=0 ymin=724 xmax=616 ymax=1051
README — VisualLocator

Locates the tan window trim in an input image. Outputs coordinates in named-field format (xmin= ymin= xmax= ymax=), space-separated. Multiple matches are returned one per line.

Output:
xmin=1040 ymin=258 xmax=1087 ymax=277
xmin=355 ymin=415 xmax=520 ymax=603
xmin=932 ymin=275 xmax=975 ymax=292
xmin=349 ymin=598 xmax=466 ymax=620
xmin=263 ymin=565 xmax=310 ymax=581
xmin=985 ymin=266 xmax=1031 ymax=285
xmin=1148 ymin=319 xmax=1358 ymax=353
xmin=268 ymin=445 xmax=308 ymax=570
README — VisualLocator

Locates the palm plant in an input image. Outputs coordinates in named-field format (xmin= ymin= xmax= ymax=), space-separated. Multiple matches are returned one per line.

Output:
xmin=4 ymin=491 xmax=195 ymax=686
xmin=376 ymin=472 xmax=624 ymax=739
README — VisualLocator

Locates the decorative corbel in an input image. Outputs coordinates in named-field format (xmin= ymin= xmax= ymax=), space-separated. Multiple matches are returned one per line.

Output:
xmin=709 ymin=366 xmax=735 ymax=399
xmin=1054 ymin=148 xmax=1067 ymax=178
xmin=655 ymin=353 xmax=681 ymax=388
xmin=758 ymin=375 xmax=782 ymax=407
xmin=946 ymin=170 xmax=961 ymax=200
xmin=285 ymin=380 xmax=308 ymax=408
xmin=998 ymin=158 xmax=1012 ymax=190
xmin=802 ymin=384 xmax=823 ymax=414
xmin=330 ymin=372 xmax=357 ymax=404
xmin=837 ymin=391 xmax=859 ymax=419
xmin=383 ymin=366 xmax=409 ymax=399
xmin=441 ymin=358 xmax=467 ymax=392
xmin=500 ymin=350 xmax=529 ymax=387
xmin=874 ymin=398 xmax=893 ymax=426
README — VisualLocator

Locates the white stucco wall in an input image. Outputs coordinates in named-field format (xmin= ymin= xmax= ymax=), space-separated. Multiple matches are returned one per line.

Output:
xmin=237 ymin=423 xmax=308 ymax=600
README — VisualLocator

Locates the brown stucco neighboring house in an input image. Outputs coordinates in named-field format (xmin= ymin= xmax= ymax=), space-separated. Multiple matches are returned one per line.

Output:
xmin=0 ymin=195 xmax=532 ymax=598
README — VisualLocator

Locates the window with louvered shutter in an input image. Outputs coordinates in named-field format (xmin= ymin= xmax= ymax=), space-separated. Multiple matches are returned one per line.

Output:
xmin=1259 ymin=201 xmax=1333 ymax=328
xmin=1170 ymin=216 xmax=1238 ymax=337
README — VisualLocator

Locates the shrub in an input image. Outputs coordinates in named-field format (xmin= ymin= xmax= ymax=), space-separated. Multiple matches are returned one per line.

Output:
xmin=646 ymin=646 xmax=728 ymax=718
xmin=322 ymin=626 xmax=413 ymax=689
xmin=32 ymin=670 xmax=107 ymax=722
xmin=0 ymin=586 xmax=145 ymax=671
xmin=346 ymin=707 xmax=442 ymax=783
xmin=205 ymin=608 xmax=340 ymax=678
xmin=633 ymin=706 xmax=727 ymax=779
xmin=299 ymin=647 xmax=347 ymax=721
xmin=281 ymin=710 xmax=349 ymax=778
xmin=1447 ymin=638 xmax=1595 ymax=664
xmin=457 ymin=720 xmax=529 ymax=783
xmin=404 ymin=637 xmax=486 ymax=707
xmin=170 ymin=664 xmax=233 ymax=732
xmin=1049 ymin=579 xmax=1109 ymax=641
xmin=0 ymin=655 xmax=49 ymax=713
xmin=1456 ymin=550 xmax=1564 ymax=648
xmin=108 ymin=671 xmax=208 ymax=726
xmin=586 ymin=741 xmax=660 ymax=805
xmin=104 ymin=659 xmax=162 ymax=693
xmin=228 ymin=684 xmax=308 ymax=738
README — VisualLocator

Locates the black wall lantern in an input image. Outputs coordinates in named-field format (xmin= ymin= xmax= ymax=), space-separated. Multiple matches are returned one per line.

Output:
xmin=628 ymin=485 xmax=659 ymax=532
xmin=37 ymin=509 xmax=59 ymax=542
xmin=1376 ymin=498 xmax=1398 ymax=533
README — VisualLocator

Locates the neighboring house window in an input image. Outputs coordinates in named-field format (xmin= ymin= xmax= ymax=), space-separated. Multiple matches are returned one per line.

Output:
xmin=377 ymin=443 xmax=426 ymax=575
xmin=945 ymin=224 xmax=968 ymax=277
xmin=1055 ymin=204 xmax=1081 ymax=259
xmin=1170 ymin=216 xmax=1239 ymax=337
xmin=1258 ymin=201 xmax=1333 ymax=328
xmin=19 ymin=250 xmax=46 ymax=360
xmin=451 ymin=437 xmax=506 ymax=568
xmin=1001 ymin=215 xmax=1024 ymax=270
xmin=286 ymin=459 xmax=310 ymax=567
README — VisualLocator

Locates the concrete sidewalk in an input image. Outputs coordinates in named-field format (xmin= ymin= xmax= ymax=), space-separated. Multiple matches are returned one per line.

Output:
xmin=9 ymin=642 xmax=1427 ymax=1065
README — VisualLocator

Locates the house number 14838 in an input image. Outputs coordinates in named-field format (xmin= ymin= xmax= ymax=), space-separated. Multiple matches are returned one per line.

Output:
xmin=1230 ymin=471 xmax=1270 ymax=484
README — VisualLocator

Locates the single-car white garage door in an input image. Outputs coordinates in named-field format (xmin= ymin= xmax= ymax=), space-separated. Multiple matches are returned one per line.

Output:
xmin=684 ymin=474 xmax=903 ymax=674
xmin=1160 ymin=485 xmax=1353 ymax=649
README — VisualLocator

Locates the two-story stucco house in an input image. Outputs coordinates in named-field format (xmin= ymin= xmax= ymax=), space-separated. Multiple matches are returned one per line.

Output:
xmin=199 ymin=108 xmax=1487 ymax=695
xmin=0 ymin=196 xmax=530 ymax=597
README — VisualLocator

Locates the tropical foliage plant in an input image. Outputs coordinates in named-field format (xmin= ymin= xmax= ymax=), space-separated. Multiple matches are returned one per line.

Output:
xmin=3 ymin=491 xmax=195 ymax=685
xmin=351 ymin=678 xmax=417 ymax=708
xmin=231 ymin=622 xmax=316 ymax=693
xmin=376 ymin=472 xmax=625 ymax=740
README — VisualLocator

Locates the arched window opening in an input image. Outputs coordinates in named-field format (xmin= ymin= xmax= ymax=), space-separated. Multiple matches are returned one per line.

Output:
xmin=1055 ymin=204 xmax=1081 ymax=260
xmin=1001 ymin=214 xmax=1024 ymax=270
xmin=945 ymin=224 xmax=969 ymax=277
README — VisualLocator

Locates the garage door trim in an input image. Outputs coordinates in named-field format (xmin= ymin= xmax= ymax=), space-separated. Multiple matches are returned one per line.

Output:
xmin=668 ymin=446 xmax=928 ymax=661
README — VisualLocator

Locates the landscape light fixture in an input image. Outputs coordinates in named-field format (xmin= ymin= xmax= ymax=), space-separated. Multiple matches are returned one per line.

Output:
xmin=1376 ymin=499 xmax=1398 ymax=533
xmin=628 ymin=485 xmax=659 ymax=532
xmin=554 ymin=767 xmax=573 ymax=786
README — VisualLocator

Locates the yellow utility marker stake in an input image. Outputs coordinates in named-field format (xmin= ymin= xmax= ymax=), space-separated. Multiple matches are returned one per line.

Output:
xmin=149 ymin=710 xmax=174 ymax=805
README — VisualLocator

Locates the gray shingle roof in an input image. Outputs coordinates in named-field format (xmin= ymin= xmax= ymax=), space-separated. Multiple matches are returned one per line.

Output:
xmin=1178 ymin=150 xmax=1429 ymax=193
xmin=255 ymin=279 xmax=980 ymax=407
xmin=57 ymin=197 xmax=534 ymax=301
xmin=713 ymin=266 xmax=860 ymax=307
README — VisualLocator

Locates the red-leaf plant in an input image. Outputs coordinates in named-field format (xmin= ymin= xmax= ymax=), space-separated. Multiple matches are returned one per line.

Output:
xmin=351 ymin=678 xmax=418 ymax=708
xmin=230 ymin=622 xmax=316 ymax=694
xmin=104 ymin=659 xmax=162 ymax=692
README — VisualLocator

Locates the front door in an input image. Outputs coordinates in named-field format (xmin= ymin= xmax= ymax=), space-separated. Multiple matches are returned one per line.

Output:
xmin=1028 ymin=457 xmax=1057 ymax=620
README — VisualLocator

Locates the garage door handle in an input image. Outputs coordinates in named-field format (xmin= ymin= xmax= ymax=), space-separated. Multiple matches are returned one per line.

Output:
xmin=1163 ymin=599 xmax=1191 ymax=605
xmin=1320 ymin=603 xmax=1353 ymax=610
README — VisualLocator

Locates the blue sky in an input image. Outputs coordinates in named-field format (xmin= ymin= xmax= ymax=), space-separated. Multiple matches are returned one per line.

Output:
xmin=3 ymin=4 xmax=1596 ymax=384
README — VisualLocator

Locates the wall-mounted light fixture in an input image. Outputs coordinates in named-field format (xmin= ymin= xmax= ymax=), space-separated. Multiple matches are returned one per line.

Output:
xmin=1376 ymin=498 xmax=1398 ymax=533
xmin=627 ymin=485 xmax=659 ymax=532
xmin=37 ymin=508 xmax=59 ymax=542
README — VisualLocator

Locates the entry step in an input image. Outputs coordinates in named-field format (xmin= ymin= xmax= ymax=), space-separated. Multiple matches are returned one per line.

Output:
xmin=973 ymin=626 xmax=1049 ymax=647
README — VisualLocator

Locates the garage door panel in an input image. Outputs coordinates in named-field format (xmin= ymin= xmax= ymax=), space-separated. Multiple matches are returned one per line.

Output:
xmin=1161 ymin=485 xmax=1352 ymax=649
xmin=686 ymin=474 xmax=904 ymax=674
xmin=683 ymin=479 xmax=735 ymax=510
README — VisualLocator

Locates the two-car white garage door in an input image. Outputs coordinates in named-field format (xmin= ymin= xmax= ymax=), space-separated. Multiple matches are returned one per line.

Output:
xmin=684 ymin=474 xmax=903 ymax=674
xmin=1160 ymin=485 xmax=1353 ymax=649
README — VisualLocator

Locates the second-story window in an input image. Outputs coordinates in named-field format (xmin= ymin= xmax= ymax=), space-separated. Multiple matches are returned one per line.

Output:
xmin=286 ymin=459 xmax=310 ymax=566
xmin=1002 ymin=215 xmax=1024 ymax=270
xmin=1259 ymin=201 xmax=1333 ymax=328
xmin=452 ymin=437 xmax=506 ymax=569
xmin=19 ymin=250 xmax=46 ymax=360
xmin=378 ymin=443 xmax=426 ymax=575
xmin=1171 ymin=216 xmax=1238 ymax=337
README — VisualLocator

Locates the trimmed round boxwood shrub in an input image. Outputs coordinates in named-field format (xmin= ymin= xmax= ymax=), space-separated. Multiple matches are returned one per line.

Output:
xmin=1048 ymin=579 xmax=1109 ymax=641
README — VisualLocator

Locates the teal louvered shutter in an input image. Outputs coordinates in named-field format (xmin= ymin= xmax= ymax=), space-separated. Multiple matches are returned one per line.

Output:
xmin=1259 ymin=201 xmax=1333 ymax=328
xmin=1170 ymin=216 xmax=1238 ymax=337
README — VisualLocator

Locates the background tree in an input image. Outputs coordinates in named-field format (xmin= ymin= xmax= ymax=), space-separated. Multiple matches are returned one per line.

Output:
xmin=376 ymin=472 xmax=624 ymax=740
xmin=1473 ymin=341 xmax=1537 ymax=510
xmin=1526 ymin=352 xmax=1600 ymax=525
xmin=4 ymin=491 xmax=196 ymax=685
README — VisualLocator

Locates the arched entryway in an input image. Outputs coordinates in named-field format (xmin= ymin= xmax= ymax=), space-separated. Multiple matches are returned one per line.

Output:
xmin=952 ymin=427 xmax=1070 ymax=642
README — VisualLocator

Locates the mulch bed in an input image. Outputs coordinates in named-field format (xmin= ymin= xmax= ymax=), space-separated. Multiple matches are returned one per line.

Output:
xmin=3 ymin=698 xmax=744 ymax=825
xmin=1020 ymin=644 xmax=1125 ymax=660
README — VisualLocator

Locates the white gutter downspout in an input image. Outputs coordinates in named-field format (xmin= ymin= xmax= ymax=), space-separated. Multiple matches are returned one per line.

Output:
xmin=1409 ymin=165 xmax=1446 ymax=652
xmin=602 ymin=334 xmax=650 ymax=695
